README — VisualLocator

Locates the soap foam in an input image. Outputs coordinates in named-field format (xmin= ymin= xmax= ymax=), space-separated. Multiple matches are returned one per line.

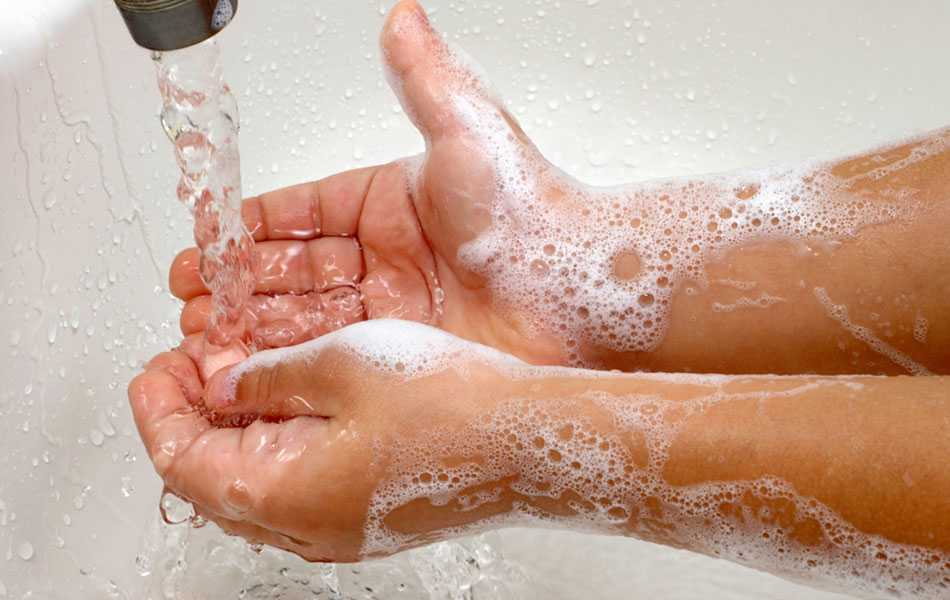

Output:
xmin=220 ymin=319 xmax=528 ymax=404
xmin=390 ymin=30 xmax=943 ymax=365
xmin=712 ymin=292 xmax=786 ymax=313
xmin=381 ymin=5 xmax=946 ymax=367
xmin=353 ymin=341 xmax=947 ymax=598
xmin=456 ymin=135 xmax=921 ymax=364
xmin=913 ymin=314 xmax=929 ymax=344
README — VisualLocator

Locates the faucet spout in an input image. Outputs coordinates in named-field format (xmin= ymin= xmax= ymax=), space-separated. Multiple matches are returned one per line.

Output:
xmin=113 ymin=0 xmax=238 ymax=51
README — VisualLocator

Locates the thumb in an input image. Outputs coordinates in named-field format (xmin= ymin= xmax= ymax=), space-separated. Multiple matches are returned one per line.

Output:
xmin=380 ymin=0 xmax=528 ymax=144
xmin=203 ymin=343 xmax=344 ymax=424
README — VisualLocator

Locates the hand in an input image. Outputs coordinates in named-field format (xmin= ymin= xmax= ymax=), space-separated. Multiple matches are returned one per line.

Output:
xmin=129 ymin=320 xmax=519 ymax=562
xmin=169 ymin=0 xmax=568 ymax=379
xmin=169 ymin=0 xmax=950 ymax=379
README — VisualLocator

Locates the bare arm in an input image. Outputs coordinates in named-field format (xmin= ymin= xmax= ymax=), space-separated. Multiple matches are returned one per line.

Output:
xmin=376 ymin=362 xmax=950 ymax=597
xmin=588 ymin=129 xmax=950 ymax=375
xmin=131 ymin=320 xmax=950 ymax=598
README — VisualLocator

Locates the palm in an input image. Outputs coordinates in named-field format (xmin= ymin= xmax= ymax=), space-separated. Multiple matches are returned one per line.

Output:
xmin=170 ymin=1 xmax=564 ymax=375
xmin=170 ymin=140 xmax=537 ymax=369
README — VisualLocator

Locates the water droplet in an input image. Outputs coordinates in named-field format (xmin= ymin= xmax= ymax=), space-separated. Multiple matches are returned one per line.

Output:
xmin=17 ymin=541 xmax=34 ymax=561
xmin=90 ymin=429 xmax=104 ymax=447
xmin=120 ymin=476 xmax=134 ymax=498
xmin=98 ymin=413 xmax=116 ymax=437
xmin=135 ymin=554 xmax=151 ymax=576
xmin=43 ymin=191 xmax=57 ymax=210
xmin=159 ymin=489 xmax=195 ymax=525
xmin=47 ymin=323 xmax=58 ymax=345
xmin=529 ymin=259 xmax=549 ymax=278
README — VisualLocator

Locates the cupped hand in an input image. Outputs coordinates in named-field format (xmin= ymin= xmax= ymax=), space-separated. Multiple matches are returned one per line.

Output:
xmin=169 ymin=0 xmax=567 ymax=379
xmin=129 ymin=320 xmax=520 ymax=562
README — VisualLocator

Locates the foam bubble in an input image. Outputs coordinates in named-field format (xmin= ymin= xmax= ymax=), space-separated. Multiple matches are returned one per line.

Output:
xmin=220 ymin=319 xmax=528 ymax=402
xmin=359 ymin=360 xmax=947 ymax=598
xmin=392 ymin=34 xmax=944 ymax=365
xmin=382 ymin=3 xmax=945 ymax=367
xmin=913 ymin=314 xmax=929 ymax=344
xmin=712 ymin=292 xmax=786 ymax=313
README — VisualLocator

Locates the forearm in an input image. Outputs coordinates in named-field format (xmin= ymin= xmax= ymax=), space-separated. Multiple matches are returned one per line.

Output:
xmin=473 ymin=127 xmax=950 ymax=375
xmin=377 ymin=368 xmax=949 ymax=595
xmin=607 ymin=128 xmax=950 ymax=375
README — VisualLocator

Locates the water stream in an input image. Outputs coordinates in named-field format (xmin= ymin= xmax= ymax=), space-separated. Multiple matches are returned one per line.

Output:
xmin=153 ymin=39 xmax=256 ymax=350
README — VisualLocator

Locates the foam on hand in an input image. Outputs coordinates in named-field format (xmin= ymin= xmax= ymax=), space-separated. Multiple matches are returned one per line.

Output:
xmin=217 ymin=318 xmax=528 ymax=405
xmin=348 ymin=327 xmax=946 ymax=598
xmin=457 ymin=114 xmax=940 ymax=364
xmin=383 ymin=11 xmax=945 ymax=368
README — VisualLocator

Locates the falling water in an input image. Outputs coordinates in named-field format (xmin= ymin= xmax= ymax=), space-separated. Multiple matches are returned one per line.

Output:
xmin=152 ymin=39 xmax=256 ymax=350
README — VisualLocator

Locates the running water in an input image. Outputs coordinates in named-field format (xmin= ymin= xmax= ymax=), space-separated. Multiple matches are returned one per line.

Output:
xmin=153 ymin=39 xmax=256 ymax=350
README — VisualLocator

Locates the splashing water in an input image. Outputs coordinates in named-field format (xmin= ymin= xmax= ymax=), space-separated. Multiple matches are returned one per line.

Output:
xmin=153 ymin=39 xmax=256 ymax=349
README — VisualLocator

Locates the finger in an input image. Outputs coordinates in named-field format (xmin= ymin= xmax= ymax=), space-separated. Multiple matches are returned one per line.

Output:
xmin=203 ymin=337 xmax=348 ymax=420
xmin=128 ymin=369 xmax=213 ymax=479
xmin=241 ymin=168 xmax=379 ymax=242
xmin=179 ymin=295 xmax=212 ymax=335
xmin=169 ymin=247 xmax=204 ymax=300
xmin=181 ymin=288 xmax=365 ymax=347
xmin=178 ymin=333 xmax=249 ymax=384
xmin=170 ymin=237 xmax=364 ymax=301
xmin=129 ymin=370 xmax=328 ymax=529
xmin=165 ymin=417 xmax=329 ymax=527
xmin=144 ymin=350 xmax=203 ymax=405
xmin=381 ymin=0 xmax=523 ymax=142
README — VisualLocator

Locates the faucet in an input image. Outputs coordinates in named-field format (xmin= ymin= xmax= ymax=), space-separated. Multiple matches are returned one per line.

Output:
xmin=113 ymin=0 xmax=238 ymax=51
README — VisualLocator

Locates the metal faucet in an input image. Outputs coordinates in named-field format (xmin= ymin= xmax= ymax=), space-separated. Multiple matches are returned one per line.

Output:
xmin=113 ymin=0 xmax=239 ymax=51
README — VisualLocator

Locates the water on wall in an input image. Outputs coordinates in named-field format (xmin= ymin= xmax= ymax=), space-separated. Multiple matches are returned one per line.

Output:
xmin=1 ymin=1 xmax=948 ymax=598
